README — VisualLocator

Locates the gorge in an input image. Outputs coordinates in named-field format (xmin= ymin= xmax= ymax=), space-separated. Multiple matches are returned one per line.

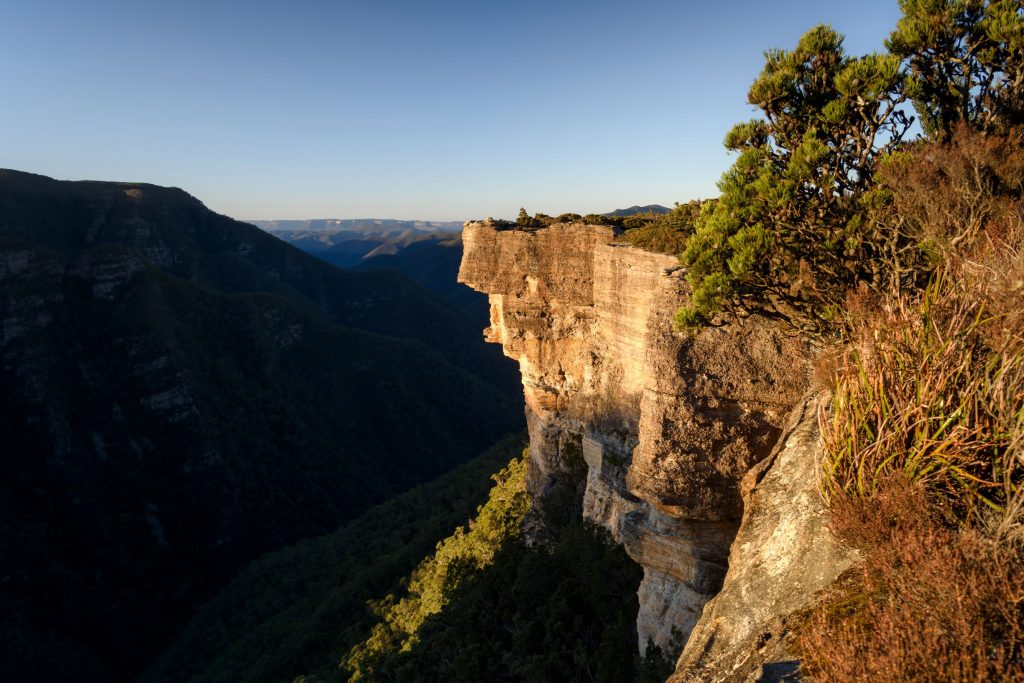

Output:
xmin=0 ymin=170 xmax=523 ymax=681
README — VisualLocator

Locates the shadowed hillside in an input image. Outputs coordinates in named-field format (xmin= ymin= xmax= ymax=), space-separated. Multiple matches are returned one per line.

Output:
xmin=0 ymin=170 xmax=522 ymax=681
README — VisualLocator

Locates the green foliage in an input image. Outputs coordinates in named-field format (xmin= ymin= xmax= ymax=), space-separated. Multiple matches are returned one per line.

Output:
xmin=514 ymin=209 xmax=564 ymax=229
xmin=582 ymin=213 xmax=626 ymax=228
xmin=340 ymin=451 xmax=669 ymax=683
xmin=151 ymin=440 xmax=668 ymax=683
xmin=678 ymin=25 xmax=913 ymax=332
xmin=616 ymin=200 xmax=709 ymax=255
xmin=342 ymin=453 xmax=531 ymax=681
xmin=508 ymin=209 xmax=632 ymax=230
xmin=143 ymin=436 xmax=528 ymax=683
xmin=887 ymin=0 xmax=1024 ymax=138
xmin=515 ymin=207 xmax=544 ymax=228
xmin=359 ymin=520 xmax=673 ymax=683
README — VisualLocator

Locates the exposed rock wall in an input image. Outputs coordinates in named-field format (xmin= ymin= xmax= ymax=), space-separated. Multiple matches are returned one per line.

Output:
xmin=458 ymin=220 xmax=815 ymax=655
xmin=670 ymin=392 xmax=857 ymax=682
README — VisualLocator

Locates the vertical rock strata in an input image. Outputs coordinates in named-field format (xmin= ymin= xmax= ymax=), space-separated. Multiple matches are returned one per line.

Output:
xmin=458 ymin=220 xmax=813 ymax=653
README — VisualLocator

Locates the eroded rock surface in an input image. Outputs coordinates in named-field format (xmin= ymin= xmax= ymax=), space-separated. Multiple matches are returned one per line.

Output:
xmin=458 ymin=220 xmax=812 ymax=653
xmin=670 ymin=392 xmax=858 ymax=682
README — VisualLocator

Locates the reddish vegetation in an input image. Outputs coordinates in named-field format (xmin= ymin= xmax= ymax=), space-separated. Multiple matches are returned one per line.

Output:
xmin=797 ymin=481 xmax=1024 ymax=682
xmin=801 ymin=127 xmax=1024 ymax=682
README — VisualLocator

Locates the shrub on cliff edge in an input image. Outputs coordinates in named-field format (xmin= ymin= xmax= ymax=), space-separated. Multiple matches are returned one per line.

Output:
xmin=616 ymin=200 xmax=708 ymax=255
xmin=796 ymin=481 xmax=1024 ymax=682
xmin=676 ymin=3 xmax=1024 ymax=334
xmin=676 ymin=25 xmax=913 ymax=333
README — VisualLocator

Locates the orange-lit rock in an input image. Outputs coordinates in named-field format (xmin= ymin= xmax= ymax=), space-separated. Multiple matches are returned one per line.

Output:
xmin=459 ymin=220 xmax=825 ymax=658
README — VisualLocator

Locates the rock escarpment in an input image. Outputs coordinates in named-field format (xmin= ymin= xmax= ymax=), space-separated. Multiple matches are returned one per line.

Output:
xmin=670 ymin=392 xmax=856 ymax=682
xmin=459 ymin=220 xmax=849 ymax=671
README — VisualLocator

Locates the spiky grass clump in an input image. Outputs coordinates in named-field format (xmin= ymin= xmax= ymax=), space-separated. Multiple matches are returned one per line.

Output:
xmin=819 ymin=269 xmax=1024 ymax=525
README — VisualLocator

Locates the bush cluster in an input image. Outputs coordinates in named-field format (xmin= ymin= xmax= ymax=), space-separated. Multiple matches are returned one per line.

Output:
xmin=616 ymin=200 xmax=709 ymax=255
xmin=796 ymin=482 xmax=1024 ymax=682
xmin=675 ymin=2 xmax=1024 ymax=334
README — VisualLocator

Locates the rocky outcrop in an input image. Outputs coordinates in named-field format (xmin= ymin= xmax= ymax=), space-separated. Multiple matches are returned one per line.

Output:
xmin=459 ymin=220 xmax=819 ymax=656
xmin=670 ymin=392 xmax=857 ymax=682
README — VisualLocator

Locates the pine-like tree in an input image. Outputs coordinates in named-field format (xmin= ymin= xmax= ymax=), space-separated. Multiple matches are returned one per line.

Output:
xmin=677 ymin=25 xmax=912 ymax=331
xmin=887 ymin=0 xmax=1024 ymax=139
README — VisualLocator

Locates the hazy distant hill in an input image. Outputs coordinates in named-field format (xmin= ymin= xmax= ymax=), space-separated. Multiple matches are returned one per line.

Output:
xmin=0 ymin=170 xmax=521 ymax=681
xmin=250 ymin=218 xmax=463 ymax=238
xmin=354 ymin=234 xmax=489 ymax=323
xmin=602 ymin=204 xmax=671 ymax=217
xmin=270 ymin=227 xmax=489 ymax=323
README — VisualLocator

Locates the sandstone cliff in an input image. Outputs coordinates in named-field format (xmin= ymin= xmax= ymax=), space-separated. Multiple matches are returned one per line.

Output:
xmin=459 ymin=220 xmax=855 ymax=679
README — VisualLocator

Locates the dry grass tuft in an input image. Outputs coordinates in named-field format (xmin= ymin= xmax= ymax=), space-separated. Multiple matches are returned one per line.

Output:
xmin=819 ymin=267 xmax=1024 ymax=523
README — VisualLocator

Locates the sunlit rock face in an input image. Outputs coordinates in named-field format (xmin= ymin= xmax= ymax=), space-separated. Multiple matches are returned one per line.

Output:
xmin=669 ymin=393 xmax=858 ymax=683
xmin=458 ymin=220 xmax=813 ymax=654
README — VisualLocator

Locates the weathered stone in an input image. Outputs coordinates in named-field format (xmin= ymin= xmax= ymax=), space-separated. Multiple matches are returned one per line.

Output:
xmin=669 ymin=393 xmax=858 ymax=682
xmin=459 ymin=220 xmax=815 ymax=655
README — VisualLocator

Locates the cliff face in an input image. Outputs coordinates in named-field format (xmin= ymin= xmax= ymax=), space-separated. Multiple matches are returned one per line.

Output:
xmin=459 ymin=220 xmax=847 ymax=668
xmin=670 ymin=392 xmax=856 ymax=682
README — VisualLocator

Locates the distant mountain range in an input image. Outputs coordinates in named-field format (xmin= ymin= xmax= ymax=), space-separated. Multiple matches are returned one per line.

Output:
xmin=248 ymin=218 xmax=463 ymax=236
xmin=0 ymin=170 xmax=522 ymax=681
xmin=602 ymin=204 xmax=672 ymax=217
xmin=259 ymin=206 xmax=673 ymax=324
xmin=261 ymin=225 xmax=489 ymax=323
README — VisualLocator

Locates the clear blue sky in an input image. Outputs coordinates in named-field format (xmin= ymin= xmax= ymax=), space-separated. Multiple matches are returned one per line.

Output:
xmin=1 ymin=1 xmax=902 ymax=221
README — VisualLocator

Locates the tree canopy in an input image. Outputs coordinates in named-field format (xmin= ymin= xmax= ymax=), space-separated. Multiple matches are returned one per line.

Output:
xmin=887 ymin=0 xmax=1024 ymax=139
xmin=676 ymin=4 xmax=1024 ymax=333
xmin=677 ymin=25 xmax=912 ymax=331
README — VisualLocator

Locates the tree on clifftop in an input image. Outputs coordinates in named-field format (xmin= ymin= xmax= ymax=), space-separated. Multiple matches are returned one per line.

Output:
xmin=677 ymin=25 xmax=913 ymax=332
xmin=887 ymin=0 xmax=1024 ymax=139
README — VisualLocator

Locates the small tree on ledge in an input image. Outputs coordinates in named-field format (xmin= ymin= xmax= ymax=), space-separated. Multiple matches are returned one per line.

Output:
xmin=676 ymin=25 xmax=913 ymax=333
xmin=516 ymin=207 xmax=538 ymax=228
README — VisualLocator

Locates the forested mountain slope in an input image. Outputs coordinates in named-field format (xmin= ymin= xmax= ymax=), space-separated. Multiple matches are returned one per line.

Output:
xmin=0 ymin=170 xmax=522 ymax=681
